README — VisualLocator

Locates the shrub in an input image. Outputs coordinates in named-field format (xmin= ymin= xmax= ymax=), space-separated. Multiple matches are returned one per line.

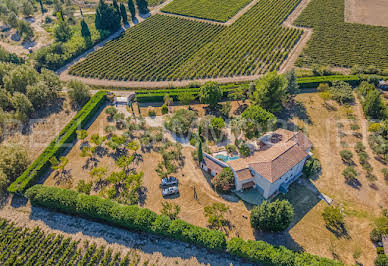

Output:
xmin=151 ymin=215 xmax=171 ymax=236
xmin=382 ymin=168 xmax=388 ymax=184
xmin=329 ymin=81 xmax=354 ymax=104
xmin=76 ymin=180 xmax=92 ymax=194
xmin=339 ymin=150 xmax=353 ymax=164
xmin=354 ymin=141 xmax=366 ymax=153
xmin=164 ymin=109 xmax=197 ymax=137
xmin=8 ymin=91 xmax=107 ymax=193
xmin=369 ymin=216 xmax=388 ymax=243
xmin=375 ymin=254 xmax=388 ymax=266
xmin=211 ymin=167 xmax=235 ymax=193
xmin=67 ymin=80 xmax=91 ymax=107
xmin=225 ymin=144 xmax=237 ymax=154
xmin=148 ymin=108 xmax=156 ymax=117
xmin=322 ymin=206 xmax=344 ymax=232
xmin=161 ymin=104 xmax=168 ymax=114
xmin=342 ymin=166 xmax=357 ymax=182
xmin=250 ymin=200 xmax=294 ymax=232
xmin=369 ymin=123 xmax=382 ymax=133
xmin=303 ymin=157 xmax=321 ymax=177
xmin=238 ymin=143 xmax=251 ymax=157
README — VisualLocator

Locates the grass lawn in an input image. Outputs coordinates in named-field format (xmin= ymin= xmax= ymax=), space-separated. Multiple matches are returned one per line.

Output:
xmin=162 ymin=0 xmax=252 ymax=22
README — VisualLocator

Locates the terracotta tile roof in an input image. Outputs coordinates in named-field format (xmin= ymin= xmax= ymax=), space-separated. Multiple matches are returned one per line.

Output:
xmin=227 ymin=129 xmax=311 ymax=183
xmin=235 ymin=168 xmax=254 ymax=181
xmin=203 ymin=156 xmax=224 ymax=173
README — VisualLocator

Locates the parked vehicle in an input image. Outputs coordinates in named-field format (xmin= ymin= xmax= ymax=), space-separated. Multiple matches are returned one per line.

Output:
xmin=162 ymin=186 xmax=179 ymax=196
xmin=160 ymin=177 xmax=178 ymax=187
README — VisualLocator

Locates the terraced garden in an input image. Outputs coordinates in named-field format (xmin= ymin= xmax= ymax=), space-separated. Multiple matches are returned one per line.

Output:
xmin=0 ymin=219 xmax=139 ymax=265
xmin=295 ymin=0 xmax=388 ymax=69
xmin=161 ymin=0 xmax=252 ymax=22
xmin=69 ymin=0 xmax=303 ymax=81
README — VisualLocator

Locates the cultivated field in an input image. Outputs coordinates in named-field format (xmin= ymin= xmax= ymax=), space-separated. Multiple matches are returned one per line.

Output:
xmin=345 ymin=0 xmax=388 ymax=27
xmin=162 ymin=0 xmax=252 ymax=22
xmin=295 ymin=0 xmax=388 ymax=69
xmin=69 ymin=0 xmax=303 ymax=81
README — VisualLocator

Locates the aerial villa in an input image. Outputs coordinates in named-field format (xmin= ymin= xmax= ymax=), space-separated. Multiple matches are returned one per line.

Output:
xmin=200 ymin=128 xmax=313 ymax=199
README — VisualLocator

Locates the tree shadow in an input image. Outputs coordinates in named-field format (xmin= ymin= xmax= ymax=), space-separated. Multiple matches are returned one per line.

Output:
xmin=281 ymin=99 xmax=312 ymax=125
xmin=345 ymin=178 xmax=362 ymax=190
xmin=325 ymin=224 xmax=351 ymax=240
xmin=138 ymin=186 xmax=148 ymax=207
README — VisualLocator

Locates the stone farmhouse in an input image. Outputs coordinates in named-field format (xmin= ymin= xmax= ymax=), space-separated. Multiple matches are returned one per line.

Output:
xmin=201 ymin=129 xmax=312 ymax=199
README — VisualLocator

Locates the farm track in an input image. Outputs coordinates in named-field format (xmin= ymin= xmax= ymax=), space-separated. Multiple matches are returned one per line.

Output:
xmin=60 ymin=0 xmax=313 ymax=88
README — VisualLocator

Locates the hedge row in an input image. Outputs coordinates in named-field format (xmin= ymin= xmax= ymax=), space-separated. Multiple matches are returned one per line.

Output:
xmin=25 ymin=185 xmax=227 ymax=251
xmin=8 ymin=91 xmax=107 ymax=194
xmin=25 ymin=185 xmax=342 ymax=265
xmin=135 ymin=75 xmax=364 ymax=103
xmin=297 ymin=75 xmax=360 ymax=88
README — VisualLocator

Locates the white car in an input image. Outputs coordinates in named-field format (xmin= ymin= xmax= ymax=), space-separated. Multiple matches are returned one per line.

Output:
xmin=162 ymin=186 xmax=179 ymax=197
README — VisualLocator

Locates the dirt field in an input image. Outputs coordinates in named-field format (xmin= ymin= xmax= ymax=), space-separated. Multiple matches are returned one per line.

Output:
xmin=345 ymin=0 xmax=388 ymax=27
xmin=288 ymin=93 xmax=388 ymax=265
xmin=1 ymin=96 xmax=75 ymax=162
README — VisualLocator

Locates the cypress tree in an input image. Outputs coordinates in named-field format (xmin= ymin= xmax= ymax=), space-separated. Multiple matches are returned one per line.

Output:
xmin=119 ymin=3 xmax=128 ymax=24
xmin=113 ymin=0 xmax=119 ymax=12
xmin=81 ymin=19 xmax=91 ymax=38
xmin=95 ymin=0 xmax=121 ymax=32
xmin=128 ymin=0 xmax=136 ymax=19
xmin=136 ymin=0 xmax=149 ymax=14
xmin=198 ymin=140 xmax=203 ymax=162
xmin=39 ymin=0 xmax=44 ymax=14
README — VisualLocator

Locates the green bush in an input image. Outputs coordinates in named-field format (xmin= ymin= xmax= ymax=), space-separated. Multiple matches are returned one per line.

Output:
xmin=297 ymin=75 xmax=359 ymax=89
xmin=227 ymin=238 xmax=342 ymax=265
xmin=8 ymin=91 xmax=107 ymax=194
xmin=161 ymin=104 xmax=168 ymax=114
xmin=25 ymin=185 xmax=226 ymax=251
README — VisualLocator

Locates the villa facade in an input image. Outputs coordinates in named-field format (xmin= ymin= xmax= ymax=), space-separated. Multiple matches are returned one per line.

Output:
xmin=201 ymin=129 xmax=313 ymax=199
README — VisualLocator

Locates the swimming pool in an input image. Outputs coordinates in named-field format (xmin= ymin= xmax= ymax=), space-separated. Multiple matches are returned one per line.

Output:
xmin=215 ymin=154 xmax=240 ymax=162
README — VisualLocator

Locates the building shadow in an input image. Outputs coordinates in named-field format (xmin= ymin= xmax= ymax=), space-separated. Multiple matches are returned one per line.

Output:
xmin=253 ymin=181 xmax=322 ymax=252
xmin=28 ymin=205 xmax=254 ymax=266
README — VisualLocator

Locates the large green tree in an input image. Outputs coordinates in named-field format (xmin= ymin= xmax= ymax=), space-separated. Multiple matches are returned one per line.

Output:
xmin=199 ymin=82 xmax=222 ymax=109
xmin=127 ymin=0 xmax=136 ymax=19
xmin=54 ymin=21 xmax=73 ymax=42
xmin=250 ymin=200 xmax=294 ymax=232
xmin=251 ymin=71 xmax=288 ymax=113
xmin=67 ymin=80 xmax=90 ymax=107
xmin=241 ymin=105 xmax=276 ymax=139
xmin=363 ymin=89 xmax=386 ymax=119
xmin=95 ymin=0 xmax=121 ymax=32
xmin=136 ymin=0 xmax=149 ymax=14
xmin=119 ymin=3 xmax=128 ymax=24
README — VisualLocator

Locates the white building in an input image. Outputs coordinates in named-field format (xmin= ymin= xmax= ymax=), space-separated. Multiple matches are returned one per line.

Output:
xmin=114 ymin=93 xmax=136 ymax=106
xmin=201 ymin=129 xmax=312 ymax=199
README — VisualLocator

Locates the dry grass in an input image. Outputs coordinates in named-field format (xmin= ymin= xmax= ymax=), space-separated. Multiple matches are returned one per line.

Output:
xmin=288 ymin=93 xmax=388 ymax=264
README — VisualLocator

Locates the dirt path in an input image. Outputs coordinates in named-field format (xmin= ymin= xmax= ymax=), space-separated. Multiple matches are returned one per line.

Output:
xmin=59 ymin=0 xmax=312 ymax=88
xmin=0 ymin=198 xmax=251 ymax=266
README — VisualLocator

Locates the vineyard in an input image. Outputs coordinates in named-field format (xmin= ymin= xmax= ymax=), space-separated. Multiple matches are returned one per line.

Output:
xmin=69 ymin=0 xmax=303 ymax=81
xmin=294 ymin=0 xmax=388 ymax=69
xmin=0 ymin=219 xmax=140 ymax=265
xmin=69 ymin=15 xmax=224 ymax=81
xmin=161 ymin=0 xmax=252 ymax=22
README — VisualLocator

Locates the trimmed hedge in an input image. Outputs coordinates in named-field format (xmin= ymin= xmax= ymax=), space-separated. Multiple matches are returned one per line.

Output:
xmin=25 ymin=185 xmax=227 ymax=251
xmin=297 ymin=75 xmax=360 ymax=88
xmin=26 ymin=185 xmax=342 ymax=265
xmin=227 ymin=238 xmax=343 ymax=266
xmin=8 ymin=91 xmax=107 ymax=194
xmin=134 ymin=75 xmax=365 ymax=103
xmin=136 ymin=85 xmax=238 ymax=103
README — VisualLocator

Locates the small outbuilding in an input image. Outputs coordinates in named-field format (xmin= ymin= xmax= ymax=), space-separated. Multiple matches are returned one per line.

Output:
xmin=114 ymin=93 xmax=136 ymax=106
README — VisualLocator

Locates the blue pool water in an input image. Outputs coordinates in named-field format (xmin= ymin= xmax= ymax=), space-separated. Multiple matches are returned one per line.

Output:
xmin=215 ymin=154 xmax=240 ymax=162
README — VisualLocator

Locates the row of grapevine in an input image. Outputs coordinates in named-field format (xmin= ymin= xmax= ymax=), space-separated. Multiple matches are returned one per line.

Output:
xmin=161 ymin=0 xmax=252 ymax=22
xmin=69 ymin=15 xmax=224 ymax=81
xmin=294 ymin=0 xmax=388 ymax=69
xmin=69 ymin=0 xmax=302 ymax=82
xmin=0 ymin=219 xmax=140 ymax=265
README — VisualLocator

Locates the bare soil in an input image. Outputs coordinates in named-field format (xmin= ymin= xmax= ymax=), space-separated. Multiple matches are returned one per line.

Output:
xmin=345 ymin=0 xmax=388 ymax=27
